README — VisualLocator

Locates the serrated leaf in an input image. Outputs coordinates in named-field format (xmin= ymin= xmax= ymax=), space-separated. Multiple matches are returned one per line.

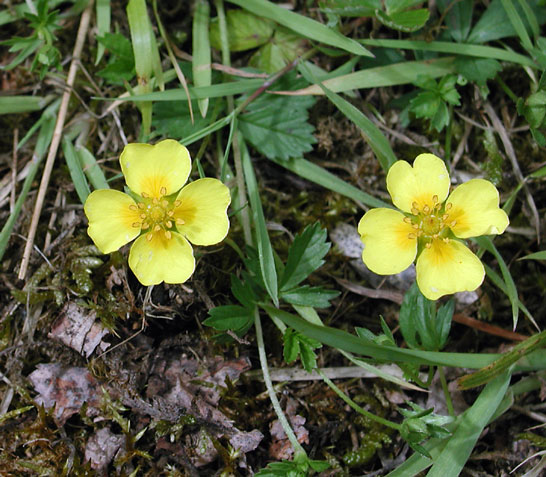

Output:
xmin=280 ymin=285 xmax=339 ymax=308
xmin=375 ymin=8 xmax=430 ymax=32
xmin=437 ymin=0 xmax=473 ymax=42
xmin=249 ymin=28 xmax=308 ymax=74
xmin=152 ymin=101 xmax=212 ymax=140
xmin=283 ymin=328 xmax=300 ymax=363
xmin=299 ymin=341 xmax=318 ymax=372
xmin=230 ymin=274 xmax=258 ymax=308
xmin=238 ymin=74 xmax=316 ymax=160
xmin=280 ymin=223 xmax=330 ymax=291
xmin=210 ymin=9 xmax=274 ymax=51
xmin=203 ymin=305 xmax=253 ymax=332
xmin=455 ymin=57 xmax=502 ymax=86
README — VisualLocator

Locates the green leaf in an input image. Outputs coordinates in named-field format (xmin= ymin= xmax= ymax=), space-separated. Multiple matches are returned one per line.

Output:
xmin=283 ymin=328 xmax=300 ymax=363
xmin=203 ymin=305 xmax=253 ymax=333
xmin=226 ymin=0 xmax=373 ymax=57
xmin=238 ymin=75 xmax=316 ymax=160
xmin=241 ymin=137 xmax=279 ymax=306
xmin=455 ymin=57 xmax=502 ymax=86
xmin=77 ymin=146 xmax=109 ymax=191
xmin=230 ymin=274 xmax=259 ymax=308
xmin=193 ymin=0 xmax=212 ymax=118
xmin=210 ymin=9 xmax=274 ymax=51
xmin=153 ymin=100 xmax=212 ymax=140
xmin=95 ymin=0 xmax=111 ymax=64
xmin=319 ymin=0 xmax=380 ymax=17
xmin=437 ymin=0 xmax=473 ymax=42
xmin=0 ymin=95 xmax=52 ymax=115
xmin=520 ymin=250 xmax=546 ymax=260
xmin=62 ymin=136 xmax=90 ymax=204
xmin=375 ymin=8 xmax=430 ymax=33
xmin=249 ymin=28 xmax=308 ymax=74
xmin=280 ymin=285 xmax=340 ymax=308
xmin=282 ymin=328 xmax=321 ymax=372
xmin=280 ymin=223 xmax=330 ymax=290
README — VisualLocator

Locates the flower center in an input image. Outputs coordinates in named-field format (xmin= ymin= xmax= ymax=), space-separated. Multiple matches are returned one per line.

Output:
xmin=405 ymin=195 xmax=456 ymax=247
xmin=129 ymin=187 xmax=185 ymax=241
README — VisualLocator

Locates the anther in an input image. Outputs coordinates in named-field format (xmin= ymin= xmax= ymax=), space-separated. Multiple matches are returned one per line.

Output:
xmin=141 ymin=222 xmax=150 ymax=229
xmin=164 ymin=230 xmax=172 ymax=240
xmin=137 ymin=202 xmax=145 ymax=209
xmin=132 ymin=222 xmax=141 ymax=228
xmin=141 ymin=192 xmax=149 ymax=198
xmin=403 ymin=217 xmax=412 ymax=224
xmin=152 ymin=197 xmax=159 ymax=205
xmin=408 ymin=233 xmax=417 ymax=239
xmin=176 ymin=218 xmax=185 ymax=225
xmin=167 ymin=210 xmax=174 ymax=217
xmin=432 ymin=195 xmax=438 ymax=203
xmin=166 ymin=221 xmax=173 ymax=228
xmin=129 ymin=204 xmax=137 ymax=211
xmin=160 ymin=186 xmax=167 ymax=196
xmin=140 ymin=213 xmax=147 ymax=219
xmin=450 ymin=220 xmax=457 ymax=227
xmin=154 ymin=225 xmax=161 ymax=232
xmin=412 ymin=224 xmax=419 ymax=230
xmin=423 ymin=205 xmax=430 ymax=213
xmin=443 ymin=237 xmax=450 ymax=243
xmin=146 ymin=232 xmax=153 ymax=241
xmin=162 ymin=200 xmax=169 ymax=208
xmin=174 ymin=200 xmax=181 ymax=207
xmin=445 ymin=203 xmax=452 ymax=211
xmin=442 ymin=214 xmax=449 ymax=221
xmin=425 ymin=242 xmax=432 ymax=249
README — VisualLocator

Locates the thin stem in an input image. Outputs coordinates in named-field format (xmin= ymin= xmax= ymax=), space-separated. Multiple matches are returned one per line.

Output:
xmin=445 ymin=103 xmax=453 ymax=164
xmin=254 ymin=307 xmax=307 ymax=458
xmin=317 ymin=369 xmax=402 ymax=432
xmin=496 ymin=76 xmax=519 ymax=103
xmin=438 ymin=366 xmax=454 ymax=417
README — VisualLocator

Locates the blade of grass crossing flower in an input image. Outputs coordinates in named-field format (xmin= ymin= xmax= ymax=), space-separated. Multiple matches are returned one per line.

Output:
xmin=240 ymin=136 xmax=279 ymax=306
xmin=427 ymin=371 xmax=511 ymax=477
xmin=181 ymin=112 xmax=234 ymax=146
xmin=358 ymin=39 xmax=534 ymax=67
xmin=226 ymin=0 xmax=372 ymax=57
xmin=0 ymin=113 xmax=55 ymax=261
xmin=520 ymin=251 xmax=546 ymax=260
xmin=474 ymin=236 xmax=519 ymax=328
xmin=193 ymin=0 xmax=212 ymax=118
xmin=500 ymin=0 xmax=533 ymax=52
xmin=299 ymin=62 xmax=396 ymax=172
xmin=77 ymin=146 xmax=109 ymax=190
xmin=62 ymin=136 xmax=90 ymax=204
xmin=269 ymin=157 xmax=391 ymax=209
xmin=95 ymin=0 xmax=110 ymax=64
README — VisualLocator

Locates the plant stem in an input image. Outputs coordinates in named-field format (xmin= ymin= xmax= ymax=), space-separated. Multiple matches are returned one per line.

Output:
xmin=438 ymin=366 xmax=454 ymax=416
xmin=317 ymin=369 xmax=402 ymax=432
xmin=254 ymin=307 xmax=307 ymax=458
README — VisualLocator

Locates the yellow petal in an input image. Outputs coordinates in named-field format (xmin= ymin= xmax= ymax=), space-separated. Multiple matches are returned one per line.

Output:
xmin=416 ymin=239 xmax=485 ymax=300
xmin=387 ymin=154 xmax=450 ymax=213
xmin=84 ymin=189 xmax=140 ymax=254
xmin=445 ymin=179 xmax=509 ymax=238
xmin=128 ymin=232 xmax=195 ymax=285
xmin=173 ymin=178 xmax=231 ymax=245
xmin=358 ymin=208 xmax=417 ymax=274
xmin=120 ymin=139 xmax=191 ymax=198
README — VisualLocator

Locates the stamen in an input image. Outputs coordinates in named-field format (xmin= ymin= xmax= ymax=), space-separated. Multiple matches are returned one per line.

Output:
xmin=141 ymin=192 xmax=149 ymax=198
xmin=432 ymin=195 xmax=438 ymax=203
xmin=411 ymin=206 xmax=420 ymax=215
xmin=141 ymin=222 xmax=150 ymax=229
xmin=174 ymin=200 xmax=181 ymax=207
xmin=450 ymin=220 xmax=457 ymax=227
xmin=166 ymin=221 xmax=173 ymax=228
xmin=129 ymin=204 xmax=137 ymax=211
xmin=146 ymin=232 xmax=153 ymax=241
xmin=423 ymin=205 xmax=430 ymax=214
xmin=161 ymin=200 xmax=169 ymax=208
xmin=408 ymin=233 xmax=417 ymax=239
xmin=403 ymin=217 xmax=412 ymax=224
xmin=443 ymin=237 xmax=450 ymax=243
xmin=442 ymin=214 xmax=449 ymax=221
xmin=137 ymin=202 xmax=145 ymax=209
xmin=152 ymin=197 xmax=159 ymax=205
xmin=164 ymin=230 xmax=172 ymax=240
xmin=445 ymin=203 xmax=452 ymax=211
xmin=425 ymin=242 xmax=432 ymax=248
xmin=140 ymin=213 xmax=147 ymax=219
xmin=132 ymin=222 xmax=141 ymax=228
xmin=167 ymin=210 xmax=174 ymax=217
xmin=176 ymin=218 xmax=185 ymax=225
xmin=412 ymin=224 xmax=419 ymax=230
xmin=160 ymin=186 xmax=167 ymax=196
xmin=154 ymin=225 xmax=161 ymax=232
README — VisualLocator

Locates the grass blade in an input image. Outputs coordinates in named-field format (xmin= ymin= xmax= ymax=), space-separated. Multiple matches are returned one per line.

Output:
xmin=0 ymin=95 xmax=53 ymax=115
xmin=61 ymin=136 xmax=90 ymax=204
xmin=95 ymin=0 xmax=110 ymax=64
xmin=240 ymin=135 xmax=279 ymax=306
xmin=193 ymin=0 xmax=212 ymax=118
xmin=226 ymin=0 xmax=372 ymax=57
xmin=500 ymin=0 xmax=534 ymax=52
xmin=77 ymin=146 xmax=109 ymax=190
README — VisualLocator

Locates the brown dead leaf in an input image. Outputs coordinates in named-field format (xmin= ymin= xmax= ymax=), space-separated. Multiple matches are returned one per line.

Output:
xmin=269 ymin=398 xmax=309 ymax=460
xmin=85 ymin=427 xmax=125 ymax=471
xmin=28 ymin=363 xmax=101 ymax=425
xmin=48 ymin=302 xmax=109 ymax=357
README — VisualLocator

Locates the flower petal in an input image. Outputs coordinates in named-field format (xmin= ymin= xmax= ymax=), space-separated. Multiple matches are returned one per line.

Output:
xmin=128 ymin=232 xmax=195 ymax=285
xmin=445 ymin=179 xmax=509 ymax=238
xmin=358 ymin=208 xmax=417 ymax=274
xmin=84 ymin=190 xmax=140 ymax=254
xmin=387 ymin=154 xmax=450 ymax=213
xmin=120 ymin=139 xmax=191 ymax=198
xmin=173 ymin=178 xmax=231 ymax=245
xmin=416 ymin=239 xmax=484 ymax=300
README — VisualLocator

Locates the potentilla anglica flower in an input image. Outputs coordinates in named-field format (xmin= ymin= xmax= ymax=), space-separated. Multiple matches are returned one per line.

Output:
xmin=358 ymin=153 xmax=509 ymax=300
xmin=84 ymin=139 xmax=231 ymax=286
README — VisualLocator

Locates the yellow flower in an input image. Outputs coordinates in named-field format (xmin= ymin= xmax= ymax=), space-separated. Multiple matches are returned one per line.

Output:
xmin=84 ymin=139 xmax=231 ymax=286
xmin=358 ymin=153 xmax=509 ymax=300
